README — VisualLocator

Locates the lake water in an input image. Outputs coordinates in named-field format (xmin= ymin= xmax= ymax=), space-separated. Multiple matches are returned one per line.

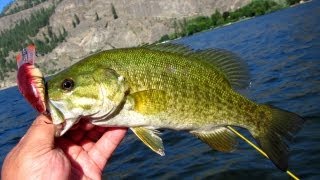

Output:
xmin=1 ymin=1 xmax=319 ymax=179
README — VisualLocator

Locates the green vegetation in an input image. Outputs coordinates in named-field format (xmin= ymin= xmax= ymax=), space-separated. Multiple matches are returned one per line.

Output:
xmin=158 ymin=0 xmax=301 ymax=42
xmin=35 ymin=26 xmax=68 ymax=55
xmin=286 ymin=0 xmax=302 ymax=5
xmin=0 ymin=6 xmax=67 ymax=80
xmin=74 ymin=14 xmax=80 ymax=24
xmin=72 ymin=14 xmax=80 ymax=28
xmin=111 ymin=3 xmax=118 ymax=19
xmin=95 ymin=12 xmax=100 ymax=21
xmin=0 ymin=0 xmax=48 ymax=17
xmin=0 ymin=0 xmax=304 ymax=81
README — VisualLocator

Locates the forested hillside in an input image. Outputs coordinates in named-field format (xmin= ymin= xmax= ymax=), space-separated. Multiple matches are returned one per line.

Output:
xmin=0 ymin=0 xmax=305 ymax=88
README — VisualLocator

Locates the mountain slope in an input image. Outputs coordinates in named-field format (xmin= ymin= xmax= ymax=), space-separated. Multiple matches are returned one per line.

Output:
xmin=0 ymin=0 xmax=251 ymax=88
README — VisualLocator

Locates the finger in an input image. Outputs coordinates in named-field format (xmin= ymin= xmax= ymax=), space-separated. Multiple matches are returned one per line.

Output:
xmin=56 ymin=138 xmax=82 ymax=162
xmin=67 ymin=125 xmax=107 ymax=145
xmin=79 ymin=138 xmax=95 ymax=152
xmin=88 ymin=128 xmax=127 ymax=170
xmin=79 ymin=118 xmax=95 ymax=131
xmin=81 ymin=123 xmax=95 ymax=131
xmin=56 ymin=138 xmax=101 ymax=180
xmin=22 ymin=114 xmax=55 ymax=151
xmin=86 ymin=131 xmax=102 ymax=142
xmin=79 ymin=127 xmax=108 ymax=152
xmin=65 ymin=119 xmax=96 ymax=143
xmin=68 ymin=126 xmax=108 ymax=151
xmin=95 ymin=126 xmax=109 ymax=133
xmin=86 ymin=126 xmax=108 ymax=142
xmin=65 ymin=129 xmax=86 ymax=143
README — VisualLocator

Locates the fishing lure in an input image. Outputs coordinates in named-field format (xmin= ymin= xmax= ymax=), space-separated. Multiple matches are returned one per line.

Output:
xmin=16 ymin=44 xmax=46 ymax=113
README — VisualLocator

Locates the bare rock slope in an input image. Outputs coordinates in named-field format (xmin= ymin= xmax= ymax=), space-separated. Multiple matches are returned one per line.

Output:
xmin=42 ymin=0 xmax=250 ymax=69
xmin=0 ymin=0 xmax=250 ymax=88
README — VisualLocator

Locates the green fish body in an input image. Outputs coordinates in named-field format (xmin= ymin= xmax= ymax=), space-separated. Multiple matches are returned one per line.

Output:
xmin=47 ymin=44 xmax=304 ymax=171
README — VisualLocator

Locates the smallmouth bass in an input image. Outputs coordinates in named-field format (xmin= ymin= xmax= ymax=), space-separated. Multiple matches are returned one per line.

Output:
xmin=46 ymin=43 xmax=304 ymax=171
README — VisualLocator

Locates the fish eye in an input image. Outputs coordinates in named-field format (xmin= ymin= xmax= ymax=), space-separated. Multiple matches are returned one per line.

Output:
xmin=61 ymin=78 xmax=74 ymax=91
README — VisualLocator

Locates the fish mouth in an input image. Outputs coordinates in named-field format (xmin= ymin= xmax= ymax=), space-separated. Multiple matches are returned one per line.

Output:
xmin=54 ymin=117 xmax=80 ymax=137
xmin=48 ymin=100 xmax=79 ymax=137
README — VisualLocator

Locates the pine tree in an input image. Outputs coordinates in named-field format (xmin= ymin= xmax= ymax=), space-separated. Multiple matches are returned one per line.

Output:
xmin=111 ymin=3 xmax=118 ymax=19
xmin=74 ymin=14 xmax=80 ymax=24
xmin=95 ymin=12 xmax=100 ymax=21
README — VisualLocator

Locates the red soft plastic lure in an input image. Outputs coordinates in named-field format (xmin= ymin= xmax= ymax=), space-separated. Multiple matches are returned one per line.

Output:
xmin=16 ymin=45 xmax=46 ymax=113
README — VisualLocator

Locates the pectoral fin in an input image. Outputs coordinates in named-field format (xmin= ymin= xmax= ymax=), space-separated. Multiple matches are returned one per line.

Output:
xmin=129 ymin=90 xmax=167 ymax=115
xmin=191 ymin=127 xmax=238 ymax=152
xmin=130 ymin=127 xmax=165 ymax=156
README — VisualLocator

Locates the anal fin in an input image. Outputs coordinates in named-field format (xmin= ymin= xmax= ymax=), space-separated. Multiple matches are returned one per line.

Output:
xmin=130 ymin=127 xmax=165 ymax=156
xmin=191 ymin=127 xmax=238 ymax=152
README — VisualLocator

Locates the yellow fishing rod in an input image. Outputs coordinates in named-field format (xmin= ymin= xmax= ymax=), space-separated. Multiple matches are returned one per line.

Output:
xmin=226 ymin=126 xmax=300 ymax=180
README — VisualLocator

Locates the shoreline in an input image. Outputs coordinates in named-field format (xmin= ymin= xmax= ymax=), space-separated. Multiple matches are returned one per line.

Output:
xmin=157 ymin=0 xmax=309 ymax=43
xmin=0 ymin=1 xmax=310 ymax=91
xmin=0 ymin=82 xmax=16 ymax=90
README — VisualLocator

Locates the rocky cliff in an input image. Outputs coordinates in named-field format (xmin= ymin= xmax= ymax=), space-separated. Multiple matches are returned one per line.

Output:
xmin=0 ymin=0 xmax=251 ymax=88
xmin=0 ymin=0 xmax=58 ymax=32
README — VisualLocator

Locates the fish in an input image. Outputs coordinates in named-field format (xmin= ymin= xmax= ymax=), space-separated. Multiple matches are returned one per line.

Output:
xmin=16 ymin=44 xmax=46 ymax=113
xmin=46 ymin=43 xmax=305 ymax=171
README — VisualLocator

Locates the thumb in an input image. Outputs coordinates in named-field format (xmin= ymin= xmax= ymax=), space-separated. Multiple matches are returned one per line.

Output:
xmin=21 ymin=114 xmax=55 ymax=150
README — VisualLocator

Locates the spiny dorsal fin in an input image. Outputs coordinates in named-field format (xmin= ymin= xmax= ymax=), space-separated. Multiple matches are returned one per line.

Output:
xmin=142 ymin=43 xmax=192 ymax=55
xmin=190 ymin=49 xmax=250 ymax=89
xmin=130 ymin=127 xmax=165 ymax=156
xmin=143 ymin=43 xmax=250 ymax=89
xmin=191 ymin=127 xmax=238 ymax=152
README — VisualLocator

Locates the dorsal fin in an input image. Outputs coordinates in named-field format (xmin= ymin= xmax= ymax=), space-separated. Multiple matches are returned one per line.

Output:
xmin=190 ymin=49 xmax=250 ymax=89
xmin=142 ymin=43 xmax=192 ymax=55
xmin=143 ymin=43 xmax=250 ymax=89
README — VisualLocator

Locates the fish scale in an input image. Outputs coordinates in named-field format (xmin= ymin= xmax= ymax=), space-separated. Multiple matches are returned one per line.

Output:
xmin=47 ymin=43 xmax=305 ymax=171
xmin=106 ymin=50 xmax=251 ymax=128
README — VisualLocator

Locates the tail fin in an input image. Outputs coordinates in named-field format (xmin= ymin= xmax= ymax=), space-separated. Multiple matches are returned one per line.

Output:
xmin=254 ymin=105 xmax=305 ymax=171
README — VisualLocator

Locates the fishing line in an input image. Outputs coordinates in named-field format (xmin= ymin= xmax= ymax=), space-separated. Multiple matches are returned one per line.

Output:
xmin=226 ymin=126 xmax=300 ymax=180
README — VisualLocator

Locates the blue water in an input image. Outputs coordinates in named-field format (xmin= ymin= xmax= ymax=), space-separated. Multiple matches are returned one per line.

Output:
xmin=1 ymin=1 xmax=320 ymax=179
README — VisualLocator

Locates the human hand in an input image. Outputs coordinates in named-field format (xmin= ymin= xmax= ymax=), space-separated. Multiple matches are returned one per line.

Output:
xmin=1 ymin=115 xmax=127 ymax=180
